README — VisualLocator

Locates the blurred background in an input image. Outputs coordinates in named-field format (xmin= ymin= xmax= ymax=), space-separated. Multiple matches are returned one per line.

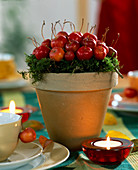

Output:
xmin=0 ymin=0 xmax=138 ymax=74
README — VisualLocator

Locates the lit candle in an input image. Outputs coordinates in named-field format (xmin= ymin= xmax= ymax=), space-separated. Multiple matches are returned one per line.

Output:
xmin=0 ymin=101 xmax=35 ymax=123
xmin=82 ymin=137 xmax=134 ymax=165
xmin=0 ymin=100 xmax=23 ymax=114
xmin=94 ymin=136 xmax=122 ymax=150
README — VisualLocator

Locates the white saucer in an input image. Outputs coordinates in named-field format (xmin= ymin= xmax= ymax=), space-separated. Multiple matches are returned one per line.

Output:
xmin=0 ymin=141 xmax=42 ymax=170
xmin=108 ymin=91 xmax=138 ymax=116
xmin=108 ymin=102 xmax=138 ymax=116
xmin=108 ymin=105 xmax=138 ymax=113
xmin=0 ymin=139 xmax=70 ymax=170
xmin=32 ymin=139 xmax=70 ymax=170
xmin=0 ymin=78 xmax=28 ymax=89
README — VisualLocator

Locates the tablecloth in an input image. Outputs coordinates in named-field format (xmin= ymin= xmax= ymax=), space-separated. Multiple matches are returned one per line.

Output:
xmin=0 ymin=89 xmax=137 ymax=170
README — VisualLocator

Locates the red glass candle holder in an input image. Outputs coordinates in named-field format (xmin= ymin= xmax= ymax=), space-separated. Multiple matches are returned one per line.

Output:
xmin=15 ymin=107 xmax=32 ymax=123
xmin=0 ymin=106 xmax=33 ymax=123
xmin=82 ymin=137 xmax=134 ymax=165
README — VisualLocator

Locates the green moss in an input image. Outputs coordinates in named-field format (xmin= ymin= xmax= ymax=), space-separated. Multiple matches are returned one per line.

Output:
xmin=19 ymin=54 xmax=121 ymax=83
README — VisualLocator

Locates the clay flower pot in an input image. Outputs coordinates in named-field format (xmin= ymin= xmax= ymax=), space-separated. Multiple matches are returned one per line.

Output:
xmin=32 ymin=72 xmax=118 ymax=150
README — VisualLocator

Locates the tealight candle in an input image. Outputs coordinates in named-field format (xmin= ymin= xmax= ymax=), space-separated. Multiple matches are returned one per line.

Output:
xmin=1 ymin=100 xmax=23 ymax=114
xmin=82 ymin=137 xmax=134 ymax=165
xmin=1 ymin=108 xmax=23 ymax=113
xmin=94 ymin=136 xmax=121 ymax=150
xmin=0 ymin=100 xmax=33 ymax=123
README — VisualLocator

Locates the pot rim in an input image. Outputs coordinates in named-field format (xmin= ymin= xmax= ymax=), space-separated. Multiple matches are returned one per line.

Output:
xmin=31 ymin=72 xmax=118 ymax=92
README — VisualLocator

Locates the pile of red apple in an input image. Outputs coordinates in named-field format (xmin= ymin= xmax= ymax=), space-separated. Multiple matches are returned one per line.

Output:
xmin=32 ymin=20 xmax=119 ymax=62
xmin=108 ymin=87 xmax=138 ymax=106
xmin=123 ymin=87 xmax=138 ymax=98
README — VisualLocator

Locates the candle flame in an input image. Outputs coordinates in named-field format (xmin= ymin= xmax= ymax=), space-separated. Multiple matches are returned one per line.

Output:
xmin=9 ymin=100 xmax=16 ymax=114
xmin=106 ymin=136 xmax=110 ymax=150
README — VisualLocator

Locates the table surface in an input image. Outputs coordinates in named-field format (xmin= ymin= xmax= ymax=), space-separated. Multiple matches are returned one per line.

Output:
xmin=0 ymin=75 xmax=137 ymax=170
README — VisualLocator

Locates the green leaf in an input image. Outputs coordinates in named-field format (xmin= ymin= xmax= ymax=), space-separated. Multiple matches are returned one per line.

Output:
xmin=131 ymin=139 xmax=138 ymax=152
xmin=23 ymin=120 xmax=44 ymax=131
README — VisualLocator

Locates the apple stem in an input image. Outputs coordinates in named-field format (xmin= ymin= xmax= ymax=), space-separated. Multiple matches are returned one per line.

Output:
xmin=62 ymin=19 xmax=66 ymax=30
xmin=51 ymin=23 xmax=56 ymax=39
xmin=70 ymin=23 xmax=73 ymax=32
xmin=91 ymin=24 xmax=96 ymax=34
xmin=84 ymin=38 xmax=87 ymax=47
xmin=27 ymin=37 xmax=38 ymax=47
xmin=59 ymin=21 xmax=63 ymax=30
xmin=33 ymin=36 xmax=40 ymax=46
xmin=54 ymin=20 xmax=61 ymax=35
xmin=89 ymin=25 xmax=93 ymax=33
xmin=79 ymin=18 xmax=84 ymax=32
xmin=90 ymin=24 xmax=96 ymax=34
xmin=41 ymin=20 xmax=46 ymax=41
xmin=63 ymin=21 xmax=76 ymax=32
xmin=111 ymin=39 xmax=115 ymax=47
xmin=46 ymin=45 xmax=51 ymax=50
xmin=87 ymin=23 xmax=89 ymax=33
xmin=113 ymin=33 xmax=120 ymax=48
xmin=101 ymin=27 xmax=109 ymax=42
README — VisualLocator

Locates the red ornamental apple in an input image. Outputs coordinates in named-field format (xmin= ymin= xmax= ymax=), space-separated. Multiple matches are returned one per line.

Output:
xmin=51 ymin=35 xmax=67 ymax=48
xmin=49 ymin=47 xmax=65 ymax=62
xmin=81 ymin=38 xmax=96 ymax=49
xmin=94 ymin=46 xmax=107 ymax=60
xmin=108 ymin=47 xmax=117 ymax=57
xmin=82 ymin=32 xmax=97 ymax=41
xmin=107 ymin=33 xmax=120 ymax=58
xmin=124 ymin=88 xmax=137 ymax=98
xmin=97 ymin=40 xmax=109 ymax=53
xmin=97 ymin=27 xmax=109 ymax=54
xmin=76 ymin=46 xmax=93 ymax=60
xmin=96 ymin=40 xmax=106 ymax=46
xmin=41 ymin=39 xmax=51 ymax=48
xmin=75 ymin=31 xmax=83 ymax=37
xmin=68 ymin=32 xmax=82 ymax=43
xmin=56 ymin=31 xmax=68 ymax=38
xmin=34 ymin=45 xmax=50 ymax=60
xmin=65 ymin=40 xmax=80 ymax=52
xmin=32 ymin=47 xmax=37 ymax=55
xmin=19 ymin=127 xmax=36 ymax=143
xmin=65 ymin=51 xmax=75 ymax=61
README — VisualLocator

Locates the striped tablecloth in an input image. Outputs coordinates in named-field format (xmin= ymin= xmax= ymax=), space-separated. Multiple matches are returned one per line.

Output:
xmin=0 ymin=89 xmax=137 ymax=170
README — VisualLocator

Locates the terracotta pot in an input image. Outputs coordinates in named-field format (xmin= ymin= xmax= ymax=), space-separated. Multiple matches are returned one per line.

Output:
xmin=32 ymin=72 xmax=118 ymax=150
